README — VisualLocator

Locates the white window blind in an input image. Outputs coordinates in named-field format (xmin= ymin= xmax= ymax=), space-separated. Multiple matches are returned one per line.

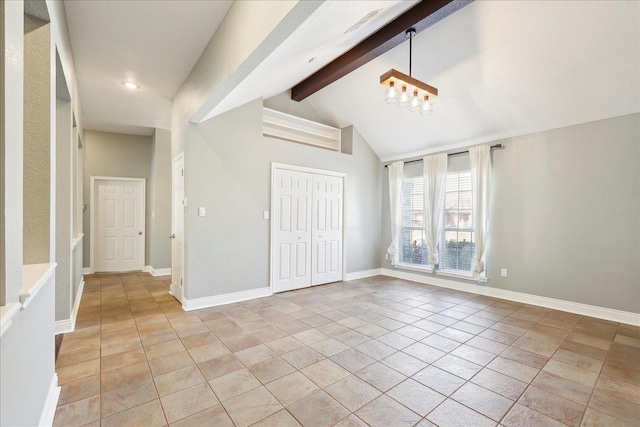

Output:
xmin=440 ymin=171 xmax=475 ymax=273
xmin=401 ymin=177 xmax=429 ymax=266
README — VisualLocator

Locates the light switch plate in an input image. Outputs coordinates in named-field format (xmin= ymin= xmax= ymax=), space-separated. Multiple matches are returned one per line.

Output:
xmin=501 ymin=268 xmax=508 ymax=277
xmin=263 ymin=211 xmax=269 ymax=220
xmin=198 ymin=207 xmax=206 ymax=217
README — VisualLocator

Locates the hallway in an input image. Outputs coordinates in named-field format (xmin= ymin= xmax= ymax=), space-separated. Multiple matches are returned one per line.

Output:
xmin=53 ymin=273 xmax=639 ymax=426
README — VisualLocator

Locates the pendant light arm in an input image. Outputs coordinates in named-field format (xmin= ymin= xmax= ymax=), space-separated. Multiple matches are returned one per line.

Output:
xmin=406 ymin=28 xmax=416 ymax=77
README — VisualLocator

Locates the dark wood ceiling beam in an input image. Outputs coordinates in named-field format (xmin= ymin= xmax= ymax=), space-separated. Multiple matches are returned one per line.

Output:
xmin=291 ymin=0 xmax=473 ymax=102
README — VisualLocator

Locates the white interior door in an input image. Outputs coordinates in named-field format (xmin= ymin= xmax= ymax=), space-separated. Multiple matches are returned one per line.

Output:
xmin=312 ymin=174 xmax=343 ymax=285
xmin=272 ymin=169 xmax=312 ymax=293
xmin=95 ymin=179 xmax=144 ymax=272
xmin=171 ymin=155 xmax=185 ymax=303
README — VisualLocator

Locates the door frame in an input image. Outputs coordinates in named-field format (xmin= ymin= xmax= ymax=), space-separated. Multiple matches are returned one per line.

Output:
xmin=270 ymin=163 xmax=347 ymax=294
xmin=89 ymin=176 xmax=146 ymax=274
xmin=171 ymin=153 xmax=185 ymax=303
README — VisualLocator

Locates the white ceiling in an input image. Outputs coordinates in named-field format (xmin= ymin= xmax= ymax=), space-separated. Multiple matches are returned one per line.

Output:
xmin=65 ymin=0 xmax=639 ymax=154
xmin=201 ymin=0 xmax=418 ymax=121
xmin=64 ymin=0 xmax=233 ymax=135
xmin=305 ymin=0 xmax=640 ymax=161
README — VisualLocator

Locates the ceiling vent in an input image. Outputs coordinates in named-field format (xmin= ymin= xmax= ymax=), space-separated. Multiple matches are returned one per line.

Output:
xmin=344 ymin=9 xmax=382 ymax=34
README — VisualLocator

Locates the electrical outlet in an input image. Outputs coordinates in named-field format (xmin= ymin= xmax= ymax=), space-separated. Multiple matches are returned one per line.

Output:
xmin=263 ymin=211 xmax=269 ymax=220
xmin=501 ymin=268 xmax=508 ymax=277
xmin=198 ymin=207 xmax=206 ymax=217
xmin=385 ymin=254 xmax=389 ymax=260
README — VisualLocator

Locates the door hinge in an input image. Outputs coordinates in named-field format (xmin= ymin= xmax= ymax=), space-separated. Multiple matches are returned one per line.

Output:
xmin=180 ymin=278 xmax=183 ymax=288
xmin=181 ymin=169 xmax=184 ymax=176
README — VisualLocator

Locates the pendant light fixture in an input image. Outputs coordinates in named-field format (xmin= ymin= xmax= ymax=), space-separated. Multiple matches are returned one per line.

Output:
xmin=381 ymin=28 xmax=437 ymax=115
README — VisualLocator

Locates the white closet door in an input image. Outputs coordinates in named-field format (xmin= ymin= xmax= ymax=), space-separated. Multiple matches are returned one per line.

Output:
xmin=272 ymin=169 xmax=313 ymax=293
xmin=312 ymin=174 xmax=343 ymax=286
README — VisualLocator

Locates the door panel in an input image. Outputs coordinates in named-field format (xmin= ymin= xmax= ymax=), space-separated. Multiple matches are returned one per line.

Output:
xmin=312 ymin=174 xmax=343 ymax=286
xmin=171 ymin=155 xmax=185 ymax=303
xmin=96 ymin=179 xmax=144 ymax=272
xmin=272 ymin=169 xmax=312 ymax=293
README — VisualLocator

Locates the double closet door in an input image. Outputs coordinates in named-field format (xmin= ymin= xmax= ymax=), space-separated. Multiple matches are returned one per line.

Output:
xmin=272 ymin=167 xmax=344 ymax=293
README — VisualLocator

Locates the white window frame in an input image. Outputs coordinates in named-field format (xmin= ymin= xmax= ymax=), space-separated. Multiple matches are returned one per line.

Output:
xmin=397 ymin=176 xmax=433 ymax=273
xmin=436 ymin=170 xmax=487 ymax=281
xmin=394 ymin=168 xmax=488 ymax=281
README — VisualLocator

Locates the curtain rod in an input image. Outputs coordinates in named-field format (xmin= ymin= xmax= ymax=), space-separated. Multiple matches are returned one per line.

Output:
xmin=384 ymin=144 xmax=503 ymax=168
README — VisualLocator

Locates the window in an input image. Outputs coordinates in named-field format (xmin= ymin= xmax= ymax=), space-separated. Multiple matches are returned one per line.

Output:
xmin=400 ymin=177 xmax=430 ymax=267
xmin=440 ymin=171 xmax=475 ymax=273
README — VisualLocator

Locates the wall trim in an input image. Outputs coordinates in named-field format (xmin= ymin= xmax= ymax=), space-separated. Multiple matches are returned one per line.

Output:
xmin=0 ymin=303 xmax=22 ymax=337
xmin=55 ymin=279 xmax=84 ymax=335
xmin=380 ymin=268 xmax=640 ymax=326
xmin=143 ymin=266 xmax=172 ymax=277
xmin=82 ymin=267 xmax=90 ymax=275
xmin=183 ymin=287 xmax=272 ymax=311
xmin=21 ymin=263 xmax=57 ymax=309
xmin=345 ymin=269 xmax=382 ymax=281
xmin=39 ymin=373 xmax=60 ymax=427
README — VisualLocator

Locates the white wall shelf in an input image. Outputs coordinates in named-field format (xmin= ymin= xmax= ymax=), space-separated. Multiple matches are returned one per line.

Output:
xmin=263 ymin=107 xmax=341 ymax=152
xmin=21 ymin=263 xmax=56 ymax=309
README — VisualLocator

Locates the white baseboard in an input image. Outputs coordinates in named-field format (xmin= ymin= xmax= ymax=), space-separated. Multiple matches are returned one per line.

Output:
xmin=143 ymin=266 xmax=172 ymax=277
xmin=82 ymin=267 xmax=90 ymax=275
xmin=380 ymin=268 xmax=640 ymax=326
xmin=183 ymin=287 xmax=272 ymax=311
xmin=55 ymin=279 xmax=85 ymax=335
xmin=345 ymin=269 xmax=382 ymax=281
xmin=39 ymin=373 xmax=60 ymax=427
xmin=151 ymin=267 xmax=171 ymax=276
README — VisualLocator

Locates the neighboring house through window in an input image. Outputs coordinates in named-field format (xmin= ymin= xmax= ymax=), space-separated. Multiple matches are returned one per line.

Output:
xmin=398 ymin=169 xmax=476 ymax=276
xmin=400 ymin=176 xmax=429 ymax=268
xmin=440 ymin=171 xmax=475 ymax=274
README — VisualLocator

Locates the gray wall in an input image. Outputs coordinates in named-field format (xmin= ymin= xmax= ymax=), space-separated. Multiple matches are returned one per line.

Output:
xmin=381 ymin=113 xmax=640 ymax=313
xmin=150 ymin=128 xmax=172 ymax=269
xmin=82 ymin=130 xmax=153 ymax=267
xmin=184 ymin=98 xmax=382 ymax=299
xmin=23 ymin=15 xmax=51 ymax=264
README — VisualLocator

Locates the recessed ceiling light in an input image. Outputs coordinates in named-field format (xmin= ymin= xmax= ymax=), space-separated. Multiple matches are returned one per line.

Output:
xmin=122 ymin=81 xmax=140 ymax=90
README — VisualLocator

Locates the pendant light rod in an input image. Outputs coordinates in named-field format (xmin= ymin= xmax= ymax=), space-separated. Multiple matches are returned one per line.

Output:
xmin=406 ymin=28 xmax=416 ymax=77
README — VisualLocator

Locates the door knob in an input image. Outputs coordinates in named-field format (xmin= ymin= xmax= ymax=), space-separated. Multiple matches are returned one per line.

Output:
xmin=170 ymin=234 xmax=176 ymax=239
xmin=138 ymin=231 xmax=143 ymax=235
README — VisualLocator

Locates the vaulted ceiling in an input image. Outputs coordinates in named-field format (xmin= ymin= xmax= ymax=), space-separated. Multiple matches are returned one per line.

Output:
xmin=304 ymin=0 xmax=640 ymax=161
xmin=65 ymin=0 xmax=639 ymax=160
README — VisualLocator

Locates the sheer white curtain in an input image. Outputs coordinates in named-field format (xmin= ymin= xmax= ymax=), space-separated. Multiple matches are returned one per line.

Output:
xmin=387 ymin=161 xmax=404 ymax=265
xmin=469 ymin=145 xmax=492 ymax=280
xmin=423 ymin=153 xmax=447 ymax=267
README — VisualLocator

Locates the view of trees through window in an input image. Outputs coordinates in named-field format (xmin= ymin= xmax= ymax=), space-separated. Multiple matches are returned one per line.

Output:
xmin=400 ymin=177 xmax=429 ymax=266
xmin=399 ymin=171 xmax=476 ymax=273
xmin=440 ymin=171 xmax=475 ymax=272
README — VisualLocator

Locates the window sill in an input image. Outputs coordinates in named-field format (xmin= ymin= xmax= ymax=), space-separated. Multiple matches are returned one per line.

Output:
xmin=395 ymin=263 xmax=433 ymax=274
xmin=437 ymin=269 xmax=488 ymax=283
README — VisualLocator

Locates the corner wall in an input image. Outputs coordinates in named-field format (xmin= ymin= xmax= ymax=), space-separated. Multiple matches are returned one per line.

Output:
xmin=381 ymin=113 xmax=640 ymax=313
xmin=150 ymin=128 xmax=172 ymax=269
xmin=184 ymin=98 xmax=382 ymax=300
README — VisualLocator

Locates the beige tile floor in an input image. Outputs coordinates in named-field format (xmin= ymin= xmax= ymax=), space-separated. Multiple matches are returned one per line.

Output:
xmin=53 ymin=272 xmax=640 ymax=427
